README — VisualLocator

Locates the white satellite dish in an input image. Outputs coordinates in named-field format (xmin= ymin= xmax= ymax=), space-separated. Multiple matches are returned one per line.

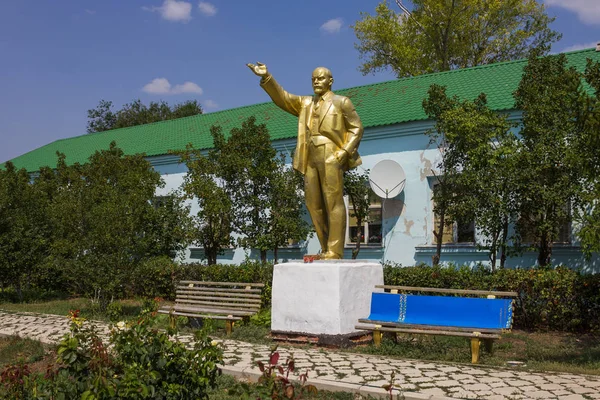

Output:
xmin=369 ymin=160 xmax=406 ymax=199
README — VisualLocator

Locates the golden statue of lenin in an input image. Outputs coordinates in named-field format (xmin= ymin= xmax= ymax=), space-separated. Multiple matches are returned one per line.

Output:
xmin=247 ymin=62 xmax=364 ymax=259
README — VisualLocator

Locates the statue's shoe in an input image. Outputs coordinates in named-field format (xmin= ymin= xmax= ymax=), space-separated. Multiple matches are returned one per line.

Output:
xmin=320 ymin=251 xmax=341 ymax=260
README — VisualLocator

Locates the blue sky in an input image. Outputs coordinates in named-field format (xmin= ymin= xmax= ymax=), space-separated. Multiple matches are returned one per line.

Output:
xmin=1 ymin=0 xmax=599 ymax=163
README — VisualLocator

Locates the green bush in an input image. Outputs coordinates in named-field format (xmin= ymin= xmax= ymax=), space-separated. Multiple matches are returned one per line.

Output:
xmin=383 ymin=262 xmax=600 ymax=332
xmin=128 ymin=256 xmax=182 ymax=300
xmin=0 ymin=310 xmax=223 ymax=399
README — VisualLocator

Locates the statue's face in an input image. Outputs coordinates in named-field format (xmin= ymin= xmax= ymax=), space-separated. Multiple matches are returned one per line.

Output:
xmin=312 ymin=67 xmax=333 ymax=95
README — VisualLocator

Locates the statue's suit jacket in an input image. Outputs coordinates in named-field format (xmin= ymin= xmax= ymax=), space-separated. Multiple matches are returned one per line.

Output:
xmin=260 ymin=74 xmax=363 ymax=175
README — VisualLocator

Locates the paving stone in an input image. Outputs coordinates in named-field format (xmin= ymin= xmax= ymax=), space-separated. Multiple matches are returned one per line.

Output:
xmin=538 ymin=383 xmax=565 ymax=391
xmin=561 ymin=395 xmax=588 ymax=400
xmin=450 ymin=389 xmax=479 ymax=399
xmin=525 ymin=390 xmax=555 ymax=398
xmin=419 ymin=387 xmax=448 ymax=396
xmin=468 ymin=383 xmax=492 ymax=391
xmin=434 ymin=379 xmax=460 ymax=388
xmin=493 ymin=386 xmax=523 ymax=396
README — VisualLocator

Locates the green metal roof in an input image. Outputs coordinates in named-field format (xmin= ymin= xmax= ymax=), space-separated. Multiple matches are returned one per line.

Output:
xmin=7 ymin=48 xmax=600 ymax=172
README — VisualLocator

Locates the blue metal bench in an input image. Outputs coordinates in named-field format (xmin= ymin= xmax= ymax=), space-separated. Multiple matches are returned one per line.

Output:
xmin=355 ymin=285 xmax=517 ymax=363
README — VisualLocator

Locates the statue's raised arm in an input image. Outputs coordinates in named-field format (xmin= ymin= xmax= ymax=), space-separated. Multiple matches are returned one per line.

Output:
xmin=246 ymin=62 xmax=269 ymax=78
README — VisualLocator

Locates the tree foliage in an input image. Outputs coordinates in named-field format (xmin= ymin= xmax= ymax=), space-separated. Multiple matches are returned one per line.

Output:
xmin=0 ymin=163 xmax=50 ymax=299
xmin=178 ymin=137 xmax=234 ymax=266
xmin=87 ymin=99 xmax=202 ymax=133
xmin=512 ymin=53 xmax=584 ymax=266
xmin=178 ymin=116 xmax=310 ymax=264
xmin=573 ymin=60 xmax=600 ymax=256
xmin=353 ymin=0 xmax=560 ymax=78
xmin=423 ymin=85 xmax=519 ymax=270
xmin=0 ymin=142 xmax=191 ymax=302
xmin=343 ymin=169 xmax=371 ymax=260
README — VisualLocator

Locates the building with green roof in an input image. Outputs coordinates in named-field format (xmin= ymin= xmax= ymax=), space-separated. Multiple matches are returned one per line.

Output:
xmin=7 ymin=48 xmax=600 ymax=271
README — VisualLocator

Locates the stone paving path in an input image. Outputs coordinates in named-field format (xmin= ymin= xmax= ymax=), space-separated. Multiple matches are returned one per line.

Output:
xmin=1 ymin=310 xmax=599 ymax=400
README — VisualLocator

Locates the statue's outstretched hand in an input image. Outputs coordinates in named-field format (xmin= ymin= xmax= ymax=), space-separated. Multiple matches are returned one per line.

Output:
xmin=247 ymin=62 xmax=268 ymax=77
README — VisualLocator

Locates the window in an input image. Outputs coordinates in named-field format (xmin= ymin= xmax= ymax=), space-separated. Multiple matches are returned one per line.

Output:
xmin=346 ymin=190 xmax=383 ymax=246
xmin=518 ymin=205 xmax=571 ymax=245
xmin=431 ymin=183 xmax=475 ymax=244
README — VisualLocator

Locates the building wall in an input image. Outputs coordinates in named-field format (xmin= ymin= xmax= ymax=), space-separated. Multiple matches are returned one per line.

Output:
xmin=149 ymin=119 xmax=600 ymax=273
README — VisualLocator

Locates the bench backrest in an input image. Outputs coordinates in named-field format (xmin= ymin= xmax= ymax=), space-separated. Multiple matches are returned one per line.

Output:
xmin=175 ymin=281 xmax=265 ymax=314
xmin=368 ymin=292 xmax=513 ymax=330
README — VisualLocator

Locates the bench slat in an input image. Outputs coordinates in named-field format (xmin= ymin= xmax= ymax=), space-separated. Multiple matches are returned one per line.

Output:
xmin=176 ymin=286 xmax=262 ymax=294
xmin=375 ymin=285 xmax=518 ymax=297
xmin=176 ymin=291 xmax=262 ymax=299
xmin=175 ymin=294 xmax=262 ymax=303
xmin=355 ymin=324 xmax=501 ymax=339
xmin=157 ymin=310 xmax=244 ymax=321
xmin=175 ymin=299 xmax=261 ymax=309
xmin=179 ymin=281 xmax=265 ymax=287
xmin=358 ymin=319 xmax=504 ymax=334
xmin=161 ymin=305 xmax=255 ymax=317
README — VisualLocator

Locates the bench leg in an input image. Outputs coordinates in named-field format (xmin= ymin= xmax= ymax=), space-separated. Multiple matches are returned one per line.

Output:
xmin=373 ymin=327 xmax=382 ymax=347
xmin=471 ymin=338 xmax=481 ymax=364
xmin=225 ymin=320 xmax=233 ymax=335
xmin=483 ymin=338 xmax=494 ymax=355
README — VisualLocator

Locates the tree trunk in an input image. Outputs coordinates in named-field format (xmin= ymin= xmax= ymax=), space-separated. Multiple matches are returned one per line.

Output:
xmin=538 ymin=232 xmax=552 ymax=267
xmin=206 ymin=247 xmax=217 ymax=265
xmin=273 ymin=247 xmax=279 ymax=264
xmin=489 ymin=236 xmax=497 ymax=272
xmin=433 ymin=208 xmax=445 ymax=266
xmin=500 ymin=218 xmax=509 ymax=269
xmin=260 ymin=250 xmax=267 ymax=263
xmin=352 ymin=222 xmax=363 ymax=260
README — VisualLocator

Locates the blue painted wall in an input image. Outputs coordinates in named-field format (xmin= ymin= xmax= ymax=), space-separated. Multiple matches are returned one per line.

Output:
xmin=150 ymin=118 xmax=599 ymax=273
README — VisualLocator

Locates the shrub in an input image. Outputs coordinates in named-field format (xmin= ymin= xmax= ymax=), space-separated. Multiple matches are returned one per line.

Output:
xmin=128 ymin=256 xmax=182 ymax=300
xmin=383 ymin=262 xmax=600 ymax=332
xmin=0 ymin=310 xmax=223 ymax=399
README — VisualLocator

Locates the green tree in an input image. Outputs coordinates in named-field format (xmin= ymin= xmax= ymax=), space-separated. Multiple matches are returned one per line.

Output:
xmin=87 ymin=99 xmax=202 ymax=133
xmin=343 ymin=169 xmax=371 ymax=259
xmin=0 ymin=162 xmax=50 ymax=300
xmin=423 ymin=85 xmax=519 ymax=270
xmin=512 ymin=53 xmax=583 ymax=267
xmin=47 ymin=143 xmax=173 ymax=303
xmin=212 ymin=117 xmax=308 ymax=262
xmin=177 ymin=137 xmax=234 ymax=266
xmin=423 ymin=85 xmax=476 ymax=265
xmin=268 ymin=155 xmax=311 ymax=263
xmin=353 ymin=0 xmax=560 ymax=78
xmin=573 ymin=60 xmax=600 ymax=256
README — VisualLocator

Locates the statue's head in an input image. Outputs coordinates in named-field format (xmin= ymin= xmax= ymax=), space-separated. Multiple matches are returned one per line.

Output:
xmin=312 ymin=67 xmax=333 ymax=96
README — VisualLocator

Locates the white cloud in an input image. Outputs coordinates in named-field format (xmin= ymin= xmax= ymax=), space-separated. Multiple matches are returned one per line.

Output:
xmin=202 ymin=99 xmax=219 ymax=109
xmin=545 ymin=0 xmax=600 ymax=25
xmin=172 ymin=81 xmax=203 ymax=94
xmin=142 ymin=78 xmax=203 ymax=95
xmin=320 ymin=18 xmax=343 ymax=34
xmin=85 ymin=9 xmax=96 ymax=15
xmin=198 ymin=2 xmax=217 ymax=16
xmin=561 ymin=41 xmax=598 ymax=52
xmin=144 ymin=0 xmax=193 ymax=23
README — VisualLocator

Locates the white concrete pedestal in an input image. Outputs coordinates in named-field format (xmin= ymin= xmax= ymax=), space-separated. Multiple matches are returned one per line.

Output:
xmin=271 ymin=260 xmax=384 ymax=335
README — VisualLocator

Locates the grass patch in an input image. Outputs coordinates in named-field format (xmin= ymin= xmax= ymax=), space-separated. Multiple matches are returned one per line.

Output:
xmin=0 ymin=337 xmax=46 ymax=367
xmin=0 ymin=298 xmax=143 ymax=322
xmin=348 ymin=330 xmax=600 ymax=375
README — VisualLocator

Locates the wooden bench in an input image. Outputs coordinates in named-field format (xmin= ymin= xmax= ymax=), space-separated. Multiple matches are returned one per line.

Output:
xmin=355 ymin=285 xmax=517 ymax=363
xmin=158 ymin=280 xmax=265 ymax=334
